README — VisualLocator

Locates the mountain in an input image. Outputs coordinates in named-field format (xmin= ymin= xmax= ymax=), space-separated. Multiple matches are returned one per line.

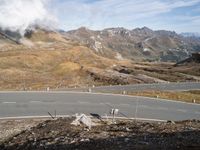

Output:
xmin=0 ymin=27 xmax=200 ymax=90
xmin=64 ymin=27 xmax=200 ymax=62
xmin=0 ymin=28 xmax=139 ymax=90
xmin=181 ymin=32 xmax=200 ymax=38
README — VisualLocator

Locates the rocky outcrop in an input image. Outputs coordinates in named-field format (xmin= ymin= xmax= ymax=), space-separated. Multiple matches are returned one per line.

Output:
xmin=175 ymin=53 xmax=200 ymax=66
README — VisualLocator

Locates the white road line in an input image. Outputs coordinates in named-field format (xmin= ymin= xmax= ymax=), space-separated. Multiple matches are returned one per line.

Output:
xmin=3 ymin=102 xmax=17 ymax=104
xmin=177 ymin=109 xmax=187 ymax=113
xmin=0 ymin=90 xmax=200 ymax=106
xmin=30 ymin=101 xmax=42 ymax=103
xmin=99 ymin=103 xmax=106 ymax=105
xmin=119 ymin=104 xmax=130 ymax=107
xmin=77 ymin=101 xmax=90 ymax=104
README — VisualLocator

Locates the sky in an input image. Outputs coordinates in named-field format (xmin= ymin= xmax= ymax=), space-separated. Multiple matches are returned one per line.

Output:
xmin=50 ymin=0 xmax=200 ymax=33
xmin=0 ymin=0 xmax=200 ymax=34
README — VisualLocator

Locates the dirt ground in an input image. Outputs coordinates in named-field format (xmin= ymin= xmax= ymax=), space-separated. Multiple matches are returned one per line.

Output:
xmin=0 ymin=117 xmax=200 ymax=150
xmin=0 ymin=119 xmax=47 ymax=143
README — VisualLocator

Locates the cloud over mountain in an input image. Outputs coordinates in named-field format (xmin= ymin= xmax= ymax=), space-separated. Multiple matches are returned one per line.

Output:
xmin=0 ymin=0 xmax=56 ymax=35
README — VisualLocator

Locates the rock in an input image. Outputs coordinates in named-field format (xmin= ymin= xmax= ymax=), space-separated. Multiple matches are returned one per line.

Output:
xmin=125 ymin=127 xmax=131 ymax=132
xmin=71 ymin=114 xmax=93 ymax=129
xmin=167 ymin=120 xmax=176 ymax=124
xmin=138 ymin=141 xmax=149 ymax=145
xmin=124 ymin=138 xmax=129 ymax=142
xmin=80 ymin=138 xmax=90 ymax=142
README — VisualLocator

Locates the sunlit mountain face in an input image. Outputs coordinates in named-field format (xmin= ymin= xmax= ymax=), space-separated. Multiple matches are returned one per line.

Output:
xmin=64 ymin=27 xmax=200 ymax=62
xmin=0 ymin=0 xmax=200 ymax=90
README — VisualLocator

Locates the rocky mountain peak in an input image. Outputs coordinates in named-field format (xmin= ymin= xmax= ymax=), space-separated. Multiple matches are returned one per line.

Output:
xmin=64 ymin=26 xmax=200 ymax=62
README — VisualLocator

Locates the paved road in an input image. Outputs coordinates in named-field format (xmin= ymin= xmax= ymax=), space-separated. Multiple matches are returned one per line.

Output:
xmin=64 ymin=82 xmax=200 ymax=93
xmin=0 ymin=92 xmax=199 ymax=121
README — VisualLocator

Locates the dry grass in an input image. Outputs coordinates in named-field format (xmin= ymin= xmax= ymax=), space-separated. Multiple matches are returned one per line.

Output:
xmin=53 ymin=62 xmax=81 ymax=76
xmin=127 ymin=90 xmax=200 ymax=104
xmin=1 ymin=30 xmax=200 ymax=90
xmin=0 ymin=43 xmax=120 ymax=90
xmin=125 ymin=62 xmax=200 ymax=82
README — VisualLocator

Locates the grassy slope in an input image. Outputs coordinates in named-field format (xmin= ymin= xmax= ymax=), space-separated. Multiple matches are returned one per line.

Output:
xmin=127 ymin=90 xmax=200 ymax=104
xmin=0 ymin=46 xmax=120 ymax=90
xmin=0 ymin=30 xmax=200 ymax=90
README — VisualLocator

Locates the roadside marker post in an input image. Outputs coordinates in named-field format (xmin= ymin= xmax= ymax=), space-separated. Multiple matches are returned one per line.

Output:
xmin=88 ymin=88 xmax=92 ymax=93
xmin=47 ymin=87 xmax=50 ymax=91
xmin=110 ymin=109 xmax=119 ymax=123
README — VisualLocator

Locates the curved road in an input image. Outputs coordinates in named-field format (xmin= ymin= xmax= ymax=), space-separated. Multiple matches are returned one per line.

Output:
xmin=65 ymin=82 xmax=200 ymax=93
xmin=0 ymin=91 xmax=199 ymax=121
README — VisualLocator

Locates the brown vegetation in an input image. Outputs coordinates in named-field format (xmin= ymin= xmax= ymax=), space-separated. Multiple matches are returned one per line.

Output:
xmin=126 ymin=90 xmax=200 ymax=104
xmin=0 ymin=29 xmax=200 ymax=90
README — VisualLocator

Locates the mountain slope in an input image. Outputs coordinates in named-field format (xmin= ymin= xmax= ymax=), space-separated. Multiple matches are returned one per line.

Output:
xmin=181 ymin=32 xmax=200 ymax=38
xmin=0 ymin=28 xmax=200 ymax=90
xmin=0 ymin=28 xmax=137 ymax=90
xmin=64 ymin=27 xmax=200 ymax=62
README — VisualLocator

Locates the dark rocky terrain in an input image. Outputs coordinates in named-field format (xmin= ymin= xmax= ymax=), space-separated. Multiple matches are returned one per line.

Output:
xmin=0 ymin=118 xmax=200 ymax=150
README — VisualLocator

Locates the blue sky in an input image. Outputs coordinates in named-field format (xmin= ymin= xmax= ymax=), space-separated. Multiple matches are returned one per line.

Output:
xmin=50 ymin=0 xmax=200 ymax=33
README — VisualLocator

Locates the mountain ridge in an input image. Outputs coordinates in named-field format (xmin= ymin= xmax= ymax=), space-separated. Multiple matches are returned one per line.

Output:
xmin=1 ymin=26 xmax=200 ymax=62
xmin=64 ymin=26 xmax=200 ymax=62
xmin=181 ymin=32 xmax=200 ymax=38
xmin=0 ymin=26 xmax=200 ymax=90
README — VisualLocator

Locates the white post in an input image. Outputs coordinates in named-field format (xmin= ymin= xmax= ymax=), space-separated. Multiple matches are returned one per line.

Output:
xmin=88 ymin=88 xmax=92 ymax=93
xmin=110 ymin=109 xmax=119 ymax=124
xmin=135 ymin=98 xmax=139 ymax=121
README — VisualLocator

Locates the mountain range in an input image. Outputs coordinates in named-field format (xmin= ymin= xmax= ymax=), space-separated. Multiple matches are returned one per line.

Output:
xmin=0 ymin=27 xmax=200 ymax=90
xmin=1 ymin=26 xmax=200 ymax=62
xmin=64 ymin=27 xmax=200 ymax=62
xmin=181 ymin=32 xmax=200 ymax=38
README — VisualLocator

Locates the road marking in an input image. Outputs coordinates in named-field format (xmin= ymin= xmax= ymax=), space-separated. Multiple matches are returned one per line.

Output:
xmin=0 ymin=87 xmax=200 ymax=107
xmin=30 ymin=101 xmax=42 ymax=103
xmin=119 ymin=103 xmax=130 ymax=107
xmin=177 ymin=109 xmax=187 ymax=113
xmin=77 ymin=101 xmax=90 ymax=104
xmin=3 ymin=102 xmax=16 ymax=104
xmin=99 ymin=103 xmax=105 ymax=105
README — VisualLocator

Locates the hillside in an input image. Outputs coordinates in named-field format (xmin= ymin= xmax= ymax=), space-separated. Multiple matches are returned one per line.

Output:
xmin=64 ymin=27 xmax=200 ymax=62
xmin=0 ymin=28 xmax=200 ymax=90
xmin=0 ymin=29 xmax=134 ymax=90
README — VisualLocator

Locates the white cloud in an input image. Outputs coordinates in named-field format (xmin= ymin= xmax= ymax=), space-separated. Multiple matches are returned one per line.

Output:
xmin=53 ymin=0 xmax=200 ymax=32
xmin=0 ymin=0 xmax=57 ymax=35
xmin=0 ymin=0 xmax=199 ymax=33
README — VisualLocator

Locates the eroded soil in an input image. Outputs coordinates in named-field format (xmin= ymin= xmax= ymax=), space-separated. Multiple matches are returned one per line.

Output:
xmin=0 ymin=118 xmax=200 ymax=150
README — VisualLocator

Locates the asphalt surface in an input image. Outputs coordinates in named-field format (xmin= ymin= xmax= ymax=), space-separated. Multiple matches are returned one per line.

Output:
xmin=65 ymin=82 xmax=200 ymax=93
xmin=0 ymin=91 xmax=199 ymax=121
